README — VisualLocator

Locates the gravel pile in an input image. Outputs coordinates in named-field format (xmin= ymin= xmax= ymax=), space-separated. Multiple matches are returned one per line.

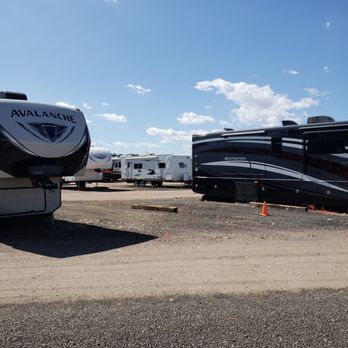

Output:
xmin=1 ymin=289 xmax=347 ymax=348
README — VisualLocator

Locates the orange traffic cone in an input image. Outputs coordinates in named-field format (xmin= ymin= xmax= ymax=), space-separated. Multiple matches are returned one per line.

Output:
xmin=261 ymin=201 xmax=268 ymax=217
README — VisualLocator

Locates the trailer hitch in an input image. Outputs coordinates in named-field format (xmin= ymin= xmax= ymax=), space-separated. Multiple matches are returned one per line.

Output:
xmin=32 ymin=177 xmax=58 ymax=190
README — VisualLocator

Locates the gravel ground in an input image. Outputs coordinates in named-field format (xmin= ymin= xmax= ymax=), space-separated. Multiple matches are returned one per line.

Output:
xmin=1 ymin=289 xmax=347 ymax=348
xmin=0 ymin=184 xmax=347 ymax=347
xmin=57 ymin=192 xmax=348 ymax=242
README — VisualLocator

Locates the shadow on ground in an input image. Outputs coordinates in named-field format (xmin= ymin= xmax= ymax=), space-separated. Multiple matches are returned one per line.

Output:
xmin=0 ymin=218 xmax=156 ymax=258
xmin=62 ymin=185 xmax=130 ymax=192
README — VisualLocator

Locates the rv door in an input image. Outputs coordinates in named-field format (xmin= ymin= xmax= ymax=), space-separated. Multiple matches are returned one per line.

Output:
xmin=126 ymin=160 xmax=132 ymax=179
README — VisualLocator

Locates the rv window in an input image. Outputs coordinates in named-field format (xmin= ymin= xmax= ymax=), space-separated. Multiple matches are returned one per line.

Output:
xmin=307 ymin=139 xmax=345 ymax=154
xmin=271 ymin=137 xmax=282 ymax=154
xmin=134 ymin=163 xmax=143 ymax=169
xmin=159 ymin=163 xmax=166 ymax=169
xmin=127 ymin=162 xmax=130 ymax=168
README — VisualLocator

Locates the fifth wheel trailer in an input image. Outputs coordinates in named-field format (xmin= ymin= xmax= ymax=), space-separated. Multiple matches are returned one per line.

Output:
xmin=0 ymin=91 xmax=90 ymax=218
xmin=121 ymin=154 xmax=192 ymax=186
xmin=62 ymin=147 xmax=112 ymax=190
xmin=192 ymin=116 xmax=348 ymax=210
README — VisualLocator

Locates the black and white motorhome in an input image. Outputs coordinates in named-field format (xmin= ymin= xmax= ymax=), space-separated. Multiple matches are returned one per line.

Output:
xmin=0 ymin=91 xmax=90 ymax=217
xmin=192 ymin=116 xmax=348 ymax=209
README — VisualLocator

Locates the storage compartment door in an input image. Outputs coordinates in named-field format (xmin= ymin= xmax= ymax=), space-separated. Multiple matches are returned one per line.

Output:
xmin=0 ymin=187 xmax=46 ymax=216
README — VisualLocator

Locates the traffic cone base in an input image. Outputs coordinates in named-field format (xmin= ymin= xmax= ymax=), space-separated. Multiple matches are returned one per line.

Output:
xmin=261 ymin=201 xmax=268 ymax=217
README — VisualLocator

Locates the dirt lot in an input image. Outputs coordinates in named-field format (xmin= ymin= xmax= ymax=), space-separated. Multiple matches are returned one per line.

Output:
xmin=0 ymin=182 xmax=347 ymax=347
xmin=1 ymin=182 xmax=347 ymax=302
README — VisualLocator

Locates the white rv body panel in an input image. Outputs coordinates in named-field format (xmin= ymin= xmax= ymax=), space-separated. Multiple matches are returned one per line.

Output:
xmin=63 ymin=147 xmax=112 ymax=185
xmin=0 ymin=92 xmax=90 ymax=218
xmin=0 ymin=100 xmax=88 ymax=158
xmin=165 ymin=155 xmax=192 ymax=181
xmin=63 ymin=170 xmax=103 ymax=183
xmin=121 ymin=155 xmax=192 ymax=184
xmin=0 ymin=177 xmax=61 ymax=217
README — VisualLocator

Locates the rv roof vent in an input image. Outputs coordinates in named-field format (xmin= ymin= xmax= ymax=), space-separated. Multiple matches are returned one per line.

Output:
xmin=0 ymin=91 xmax=27 ymax=100
xmin=282 ymin=120 xmax=298 ymax=126
xmin=307 ymin=115 xmax=335 ymax=124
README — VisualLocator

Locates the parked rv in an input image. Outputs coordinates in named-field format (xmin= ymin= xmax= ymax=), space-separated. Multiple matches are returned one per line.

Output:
xmin=192 ymin=116 xmax=348 ymax=209
xmin=121 ymin=154 xmax=192 ymax=186
xmin=0 ymin=91 xmax=90 ymax=218
xmin=63 ymin=147 xmax=112 ymax=190
xmin=102 ymin=156 xmax=122 ymax=182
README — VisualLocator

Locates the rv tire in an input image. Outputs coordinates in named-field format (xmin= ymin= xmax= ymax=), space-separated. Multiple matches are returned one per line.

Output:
xmin=77 ymin=181 xmax=86 ymax=191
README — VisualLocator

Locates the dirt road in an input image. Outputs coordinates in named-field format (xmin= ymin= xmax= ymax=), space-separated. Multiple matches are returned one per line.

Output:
xmin=61 ymin=182 xmax=196 ymax=201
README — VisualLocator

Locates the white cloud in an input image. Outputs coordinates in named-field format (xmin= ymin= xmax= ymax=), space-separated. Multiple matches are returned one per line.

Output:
xmin=92 ymin=140 xmax=111 ymax=147
xmin=205 ymin=105 xmax=212 ymax=109
xmin=324 ymin=21 xmax=331 ymax=29
xmin=126 ymin=84 xmax=152 ymax=95
xmin=219 ymin=120 xmax=234 ymax=127
xmin=195 ymin=78 xmax=318 ymax=127
xmin=146 ymin=127 xmax=207 ymax=143
xmin=55 ymin=101 xmax=76 ymax=109
xmin=104 ymin=0 xmax=117 ymax=3
xmin=101 ymin=102 xmax=110 ymax=107
xmin=98 ymin=113 xmax=127 ymax=123
xmin=83 ymin=102 xmax=92 ymax=110
xmin=323 ymin=66 xmax=330 ymax=73
xmin=113 ymin=141 xmax=159 ymax=149
xmin=177 ymin=112 xmax=215 ymax=125
xmin=283 ymin=69 xmax=299 ymax=75
xmin=305 ymin=87 xmax=332 ymax=98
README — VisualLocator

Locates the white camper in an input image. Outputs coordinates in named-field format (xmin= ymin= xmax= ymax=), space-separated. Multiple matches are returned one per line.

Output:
xmin=63 ymin=147 xmax=112 ymax=190
xmin=121 ymin=154 xmax=192 ymax=186
xmin=0 ymin=91 xmax=90 ymax=218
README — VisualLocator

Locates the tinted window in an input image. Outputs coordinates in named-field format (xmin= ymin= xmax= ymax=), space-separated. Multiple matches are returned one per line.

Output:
xmin=271 ymin=137 xmax=282 ymax=154
xmin=307 ymin=139 xmax=345 ymax=154
xmin=159 ymin=163 xmax=166 ymax=168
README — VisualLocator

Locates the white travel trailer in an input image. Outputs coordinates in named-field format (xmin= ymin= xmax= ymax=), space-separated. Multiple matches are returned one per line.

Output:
xmin=63 ymin=147 xmax=112 ymax=190
xmin=121 ymin=154 xmax=192 ymax=186
xmin=0 ymin=91 xmax=90 ymax=218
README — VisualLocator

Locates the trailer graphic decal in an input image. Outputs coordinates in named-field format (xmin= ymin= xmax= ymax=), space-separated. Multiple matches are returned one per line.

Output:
xmin=16 ymin=122 xmax=71 ymax=143
xmin=201 ymin=160 xmax=348 ymax=193
xmin=29 ymin=123 xmax=68 ymax=142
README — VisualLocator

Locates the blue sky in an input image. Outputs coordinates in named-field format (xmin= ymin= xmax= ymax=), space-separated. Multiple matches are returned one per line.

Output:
xmin=1 ymin=0 xmax=347 ymax=154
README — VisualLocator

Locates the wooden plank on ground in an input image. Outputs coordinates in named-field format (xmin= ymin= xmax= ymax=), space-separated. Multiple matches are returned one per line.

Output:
xmin=249 ymin=202 xmax=307 ymax=211
xmin=131 ymin=204 xmax=178 ymax=213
